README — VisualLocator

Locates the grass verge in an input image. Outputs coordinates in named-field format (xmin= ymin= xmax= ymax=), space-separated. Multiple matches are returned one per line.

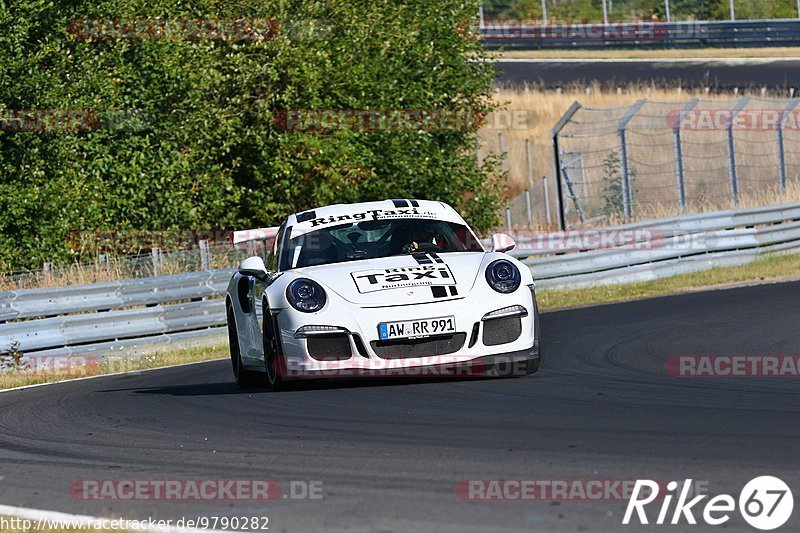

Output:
xmin=492 ymin=47 xmax=800 ymax=60
xmin=537 ymin=252 xmax=800 ymax=310
xmin=0 ymin=343 xmax=227 ymax=391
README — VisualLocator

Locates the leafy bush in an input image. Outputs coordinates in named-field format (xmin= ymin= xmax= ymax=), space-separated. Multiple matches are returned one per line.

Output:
xmin=0 ymin=0 xmax=501 ymax=269
xmin=601 ymin=150 xmax=637 ymax=219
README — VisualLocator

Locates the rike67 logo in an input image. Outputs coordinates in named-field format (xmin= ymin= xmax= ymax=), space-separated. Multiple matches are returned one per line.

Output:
xmin=623 ymin=476 xmax=793 ymax=530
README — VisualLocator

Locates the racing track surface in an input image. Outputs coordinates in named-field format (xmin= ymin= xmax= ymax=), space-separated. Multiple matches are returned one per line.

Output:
xmin=1 ymin=281 xmax=799 ymax=532
xmin=494 ymin=58 xmax=800 ymax=90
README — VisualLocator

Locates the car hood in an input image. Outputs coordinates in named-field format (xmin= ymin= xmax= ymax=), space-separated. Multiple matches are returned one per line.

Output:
xmin=293 ymin=252 xmax=487 ymax=307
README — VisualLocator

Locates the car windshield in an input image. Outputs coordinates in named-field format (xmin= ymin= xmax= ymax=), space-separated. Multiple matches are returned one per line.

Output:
xmin=279 ymin=219 xmax=484 ymax=270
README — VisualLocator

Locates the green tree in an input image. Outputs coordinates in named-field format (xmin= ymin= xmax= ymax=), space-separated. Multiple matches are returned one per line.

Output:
xmin=0 ymin=0 xmax=502 ymax=269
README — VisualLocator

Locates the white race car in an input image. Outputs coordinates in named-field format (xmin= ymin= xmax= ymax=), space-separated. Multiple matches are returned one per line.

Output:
xmin=226 ymin=199 xmax=540 ymax=388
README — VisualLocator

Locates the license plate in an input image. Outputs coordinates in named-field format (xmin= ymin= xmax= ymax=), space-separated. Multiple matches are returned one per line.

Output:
xmin=378 ymin=316 xmax=456 ymax=340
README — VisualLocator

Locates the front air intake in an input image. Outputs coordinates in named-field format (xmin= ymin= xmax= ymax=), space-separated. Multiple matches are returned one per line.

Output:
xmin=307 ymin=334 xmax=352 ymax=361
xmin=482 ymin=316 xmax=522 ymax=346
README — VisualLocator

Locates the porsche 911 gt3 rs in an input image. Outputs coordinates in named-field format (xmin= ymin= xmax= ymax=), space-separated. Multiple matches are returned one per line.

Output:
xmin=226 ymin=199 xmax=540 ymax=388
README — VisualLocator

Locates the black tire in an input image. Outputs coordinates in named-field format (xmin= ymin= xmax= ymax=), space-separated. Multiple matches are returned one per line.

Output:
xmin=227 ymin=303 xmax=264 ymax=388
xmin=263 ymin=304 xmax=285 ymax=390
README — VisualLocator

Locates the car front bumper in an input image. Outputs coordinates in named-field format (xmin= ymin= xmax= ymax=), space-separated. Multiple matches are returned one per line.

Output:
xmin=273 ymin=284 xmax=540 ymax=380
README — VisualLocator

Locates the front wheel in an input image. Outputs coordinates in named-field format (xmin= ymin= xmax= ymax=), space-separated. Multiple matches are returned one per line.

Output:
xmin=263 ymin=308 xmax=285 ymax=390
xmin=227 ymin=304 xmax=264 ymax=388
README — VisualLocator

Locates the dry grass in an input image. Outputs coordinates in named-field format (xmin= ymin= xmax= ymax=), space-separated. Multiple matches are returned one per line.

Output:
xmin=0 ymin=249 xmax=246 ymax=291
xmin=492 ymin=47 xmax=800 ymax=59
xmin=0 ymin=343 xmax=227 ymax=390
xmin=483 ymin=86 xmax=800 ymax=228
xmin=537 ymin=250 xmax=800 ymax=310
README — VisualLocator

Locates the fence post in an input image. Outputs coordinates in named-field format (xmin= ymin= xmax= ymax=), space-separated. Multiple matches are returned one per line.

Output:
xmin=98 ymin=253 xmax=110 ymax=274
xmin=525 ymin=139 xmax=534 ymax=188
xmin=42 ymin=262 xmax=52 ymax=283
xmin=499 ymin=132 xmax=507 ymax=176
xmin=505 ymin=206 xmax=512 ymax=229
xmin=542 ymin=176 xmax=552 ymax=227
xmin=777 ymin=99 xmax=800 ymax=191
xmin=617 ymin=99 xmax=647 ymax=221
xmin=199 ymin=239 xmax=210 ymax=271
xmin=151 ymin=247 xmax=162 ymax=277
xmin=561 ymin=165 xmax=585 ymax=224
xmin=524 ymin=188 xmax=532 ymax=227
xmin=727 ymin=97 xmax=750 ymax=204
xmin=476 ymin=135 xmax=482 ymax=168
xmin=551 ymin=101 xmax=582 ymax=230
xmin=672 ymin=98 xmax=699 ymax=212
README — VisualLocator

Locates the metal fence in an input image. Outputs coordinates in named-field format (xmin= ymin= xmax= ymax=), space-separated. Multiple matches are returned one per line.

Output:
xmin=0 ymin=270 xmax=232 ymax=359
xmin=539 ymin=97 xmax=800 ymax=229
xmin=481 ymin=19 xmax=800 ymax=49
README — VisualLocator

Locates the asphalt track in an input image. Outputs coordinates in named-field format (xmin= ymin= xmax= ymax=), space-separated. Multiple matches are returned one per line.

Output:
xmin=1 ymin=281 xmax=800 ymax=532
xmin=494 ymin=58 xmax=800 ymax=90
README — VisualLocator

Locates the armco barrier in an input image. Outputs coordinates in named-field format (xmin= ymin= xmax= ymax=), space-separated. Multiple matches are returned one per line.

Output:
xmin=514 ymin=201 xmax=800 ymax=287
xmin=0 ymin=270 xmax=233 ymax=361
xmin=2 ymin=201 xmax=800 ymax=358
xmin=481 ymin=18 xmax=800 ymax=50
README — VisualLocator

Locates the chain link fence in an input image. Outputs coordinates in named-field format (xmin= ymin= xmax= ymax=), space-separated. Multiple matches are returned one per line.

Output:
xmin=499 ymin=97 xmax=800 ymax=229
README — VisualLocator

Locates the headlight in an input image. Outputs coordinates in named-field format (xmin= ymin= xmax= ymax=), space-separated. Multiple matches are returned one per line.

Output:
xmin=286 ymin=278 xmax=327 ymax=312
xmin=485 ymin=259 xmax=521 ymax=294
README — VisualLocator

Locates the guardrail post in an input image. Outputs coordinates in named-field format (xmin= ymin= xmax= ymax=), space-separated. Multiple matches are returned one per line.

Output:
xmin=673 ymin=98 xmax=699 ymax=212
xmin=542 ymin=176 xmax=552 ymax=227
xmin=617 ymin=99 xmax=646 ymax=221
xmin=151 ymin=247 xmax=162 ymax=277
xmin=505 ymin=206 xmax=512 ymax=229
xmin=727 ymin=97 xmax=750 ymax=204
xmin=199 ymin=239 xmax=211 ymax=270
xmin=777 ymin=99 xmax=800 ymax=191
xmin=551 ymin=101 xmax=582 ymax=230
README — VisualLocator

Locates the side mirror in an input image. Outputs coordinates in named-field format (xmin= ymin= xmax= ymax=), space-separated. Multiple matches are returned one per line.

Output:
xmin=238 ymin=256 xmax=268 ymax=279
xmin=491 ymin=233 xmax=516 ymax=253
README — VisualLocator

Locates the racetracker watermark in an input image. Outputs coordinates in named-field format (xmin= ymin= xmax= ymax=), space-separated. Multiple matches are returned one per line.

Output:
xmin=480 ymin=18 xmax=671 ymax=41
xmin=667 ymin=356 xmax=800 ymax=377
xmin=69 ymin=18 xmax=277 ymax=41
xmin=455 ymin=479 xmax=680 ymax=501
xmin=490 ymin=229 xmax=717 ymax=254
xmin=279 ymin=356 xmax=536 ymax=379
xmin=623 ymin=476 xmax=793 ymax=529
xmin=70 ymin=479 xmax=323 ymax=501
xmin=0 ymin=109 xmax=149 ymax=132
xmin=666 ymin=108 xmax=800 ymax=131
xmin=69 ymin=18 xmax=328 ymax=41
xmin=273 ymin=109 xmax=484 ymax=132
xmin=4 ymin=355 xmax=101 ymax=376
xmin=67 ymin=229 xmax=241 ymax=253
